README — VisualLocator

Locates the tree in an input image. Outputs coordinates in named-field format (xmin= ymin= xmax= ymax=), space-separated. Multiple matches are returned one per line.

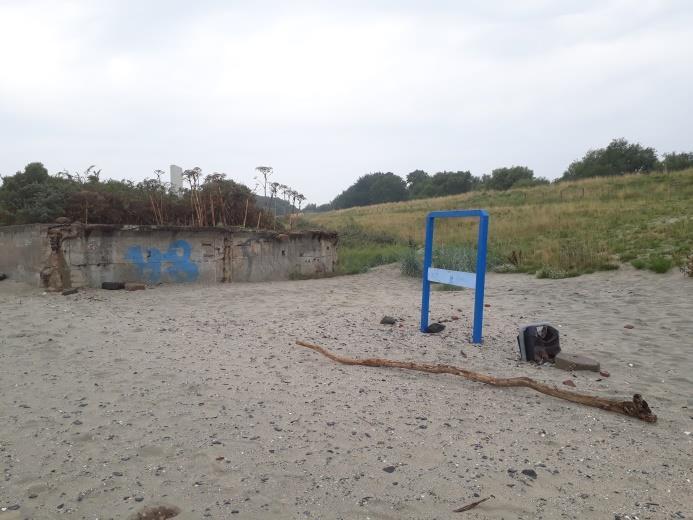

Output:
xmin=484 ymin=166 xmax=536 ymax=191
xmin=254 ymin=166 xmax=273 ymax=199
xmin=331 ymin=172 xmax=407 ymax=209
xmin=661 ymin=151 xmax=693 ymax=172
xmin=269 ymin=181 xmax=280 ymax=215
xmin=0 ymin=162 xmax=75 ymax=224
xmin=406 ymin=170 xmax=430 ymax=198
xmin=562 ymin=138 xmax=658 ymax=180
xmin=428 ymin=171 xmax=475 ymax=196
xmin=183 ymin=167 xmax=204 ymax=226
xmin=405 ymin=170 xmax=477 ymax=198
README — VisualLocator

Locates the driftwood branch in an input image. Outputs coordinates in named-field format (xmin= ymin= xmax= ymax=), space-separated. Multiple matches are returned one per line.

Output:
xmin=295 ymin=341 xmax=657 ymax=423
xmin=453 ymin=495 xmax=494 ymax=513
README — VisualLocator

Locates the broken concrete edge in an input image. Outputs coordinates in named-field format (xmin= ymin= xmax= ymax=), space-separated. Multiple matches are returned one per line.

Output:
xmin=40 ymin=222 xmax=339 ymax=244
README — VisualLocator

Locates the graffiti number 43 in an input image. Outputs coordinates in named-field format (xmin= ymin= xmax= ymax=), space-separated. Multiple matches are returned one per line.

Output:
xmin=125 ymin=239 xmax=199 ymax=283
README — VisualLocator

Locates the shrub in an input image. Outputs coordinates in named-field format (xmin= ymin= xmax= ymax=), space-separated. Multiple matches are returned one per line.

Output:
xmin=631 ymin=258 xmax=647 ymax=270
xmin=647 ymin=255 xmax=672 ymax=273
xmin=631 ymin=255 xmax=672 ymax=273
xmin=400 ymin=247 xmax=422 ymax=277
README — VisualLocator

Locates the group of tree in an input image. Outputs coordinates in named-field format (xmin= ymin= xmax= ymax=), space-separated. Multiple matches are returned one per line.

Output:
xmin=306 ymin=138 xmax=693 ymax=212
xmin=253 ymin=166 xmax=306 ymax=217
xmin=310 ymin=166 xmax=548 ymax=211
xmin=0 ymin=162 xmax=284 ymax=228
xmin=562 ymin=138 xmax=693 ymax=180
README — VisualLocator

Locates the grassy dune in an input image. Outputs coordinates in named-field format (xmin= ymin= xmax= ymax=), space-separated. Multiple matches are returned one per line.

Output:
xmin=302 ymin=169 xmax=693 ymax=277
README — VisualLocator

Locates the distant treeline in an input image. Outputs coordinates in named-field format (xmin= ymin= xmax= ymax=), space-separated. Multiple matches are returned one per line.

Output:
xmin=306 ymin=138 xmax=693 ymax=212
xmin=0 ymin=163 xmax=277 ymax=227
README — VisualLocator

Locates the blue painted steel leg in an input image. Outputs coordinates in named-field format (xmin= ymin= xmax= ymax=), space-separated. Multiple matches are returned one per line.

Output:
xmin=419 ymin=215 xmax=435 ymax=332
xmin=472 ymin=214 xmax=489 ymax=343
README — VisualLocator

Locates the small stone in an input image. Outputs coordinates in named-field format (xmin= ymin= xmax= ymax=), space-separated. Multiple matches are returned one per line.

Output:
xmin=451 ymin=315 xmax=460 ymax=320
xmin=7 ymin=504 xmax=19 ymax=510
xmin=113 ymin=471 xmax=123 ymax=476
xmin=555 ymin=352 xmax=600 ymax=372
xmin=521 ymin=469 xmax=537 ymax=479
xmin=562 ymin=379 xmax=576 ymax=387
xmin=382 ymin=466 xmax=396 ymax=473
xmin=135 ymin=496 xmax=144 ymax=502
xmin=28 ymin=494 xmax=38 ymax=499
xmin=624 ymin=324 xmax=634 ymax=329
xmin=125 ymin=282 xmax=146 ymax=291
xmin=380 ymin=316 xmax=396 ymax=325
xmin=73 ymin=420 xmax=83 ymax=425
xmin=599 ymin=370 xmax=610 ymax=377
xmin=425 ymin=323 xmax=445 ymax=334
xmin=62 ymin=288 xmax=78 ymax=296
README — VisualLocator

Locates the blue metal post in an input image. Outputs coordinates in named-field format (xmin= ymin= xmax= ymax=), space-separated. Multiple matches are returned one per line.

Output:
xmin=419 ymin=215 xmax=435 ymax=332
xmin=472 ymin=212 xmax=489 ymax=343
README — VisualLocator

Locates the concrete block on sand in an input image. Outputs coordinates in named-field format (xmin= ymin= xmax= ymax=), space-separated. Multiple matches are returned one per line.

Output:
xmin=125 ymin=282 xmax=146 ymax=291
xmin=555 ymin=352 xmax=600 ymax=372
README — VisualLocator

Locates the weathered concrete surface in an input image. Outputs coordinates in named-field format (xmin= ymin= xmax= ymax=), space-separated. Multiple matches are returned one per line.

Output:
xmin=0 ymin=223 xmax=338 ymax=289
xmin=555 ymin=352 xmax=601 ymax=372
xmin=0 ymin=224 xmax=49 ymax=285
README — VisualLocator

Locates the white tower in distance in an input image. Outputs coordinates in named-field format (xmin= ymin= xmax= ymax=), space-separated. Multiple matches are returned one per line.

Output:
xmin=170 ymin=164 xmax=183 ymax=193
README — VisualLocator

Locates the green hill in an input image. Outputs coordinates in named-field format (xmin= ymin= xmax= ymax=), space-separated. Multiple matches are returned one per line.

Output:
xmin=301 ymin=169 xmax=693 ymax=277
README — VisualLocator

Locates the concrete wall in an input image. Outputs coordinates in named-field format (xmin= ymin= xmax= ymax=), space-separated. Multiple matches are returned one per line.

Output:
xmin=0 ymin=223 xmax=338 ymax=288
xmin=0 ymin=224 xmax=50 ymax=285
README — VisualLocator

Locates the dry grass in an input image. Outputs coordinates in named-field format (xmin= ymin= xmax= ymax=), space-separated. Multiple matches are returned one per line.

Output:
xmin=303 ymin=169 xmax=693 ymax=276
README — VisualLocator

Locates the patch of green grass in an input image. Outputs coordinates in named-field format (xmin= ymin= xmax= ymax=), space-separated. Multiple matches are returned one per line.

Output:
xmin=433 ymin=283 xmax=464 ymax=291
xmin=647 ymin=255 xmax=673 ymax=273
xmin=631 ymin=254 xmax=673 ymax=273
xmin=400 ymin=246 xmax=422 ymax=277
xmin=535 ymin=267 xmax=581 ymax=279
xmin=631 ymin=258 xmax=647 ymax=270
xmin=338 ymin=244 xmax=407 ymax=275
xmin=399 ymin=243 xmax=505 ymax=279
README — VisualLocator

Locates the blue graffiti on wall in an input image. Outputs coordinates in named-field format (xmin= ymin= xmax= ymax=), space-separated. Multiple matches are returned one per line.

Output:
xmin=125 ymin=239 xmax=199 ymax=283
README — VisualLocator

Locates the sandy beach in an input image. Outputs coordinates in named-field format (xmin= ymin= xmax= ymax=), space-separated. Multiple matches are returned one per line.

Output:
xmin=1 ymin=266 xmax=691 ymax=519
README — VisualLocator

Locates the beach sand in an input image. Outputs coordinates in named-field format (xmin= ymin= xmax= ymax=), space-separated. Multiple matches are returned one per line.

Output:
xmin=1 ymin=265 xmax=691 ymax=519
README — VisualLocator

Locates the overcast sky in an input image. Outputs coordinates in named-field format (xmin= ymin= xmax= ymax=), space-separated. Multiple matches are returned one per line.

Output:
xmin=1 ymin=1 xmax=692 ymax=204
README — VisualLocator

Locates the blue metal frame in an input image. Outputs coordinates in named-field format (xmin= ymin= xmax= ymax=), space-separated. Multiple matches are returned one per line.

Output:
xmin=419 ymin=209 xmax=489 ymax=343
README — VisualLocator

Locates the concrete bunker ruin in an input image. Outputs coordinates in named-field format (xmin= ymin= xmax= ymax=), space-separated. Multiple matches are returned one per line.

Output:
xmin=0 ymin=223 xmax=338 ymax=290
